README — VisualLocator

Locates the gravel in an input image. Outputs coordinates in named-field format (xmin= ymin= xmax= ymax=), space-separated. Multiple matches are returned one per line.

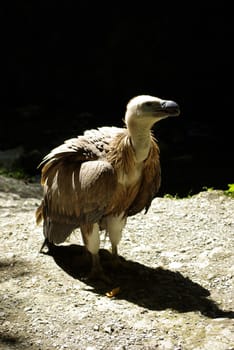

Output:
xmin=0 ymin=175 xmax=233 ymax=350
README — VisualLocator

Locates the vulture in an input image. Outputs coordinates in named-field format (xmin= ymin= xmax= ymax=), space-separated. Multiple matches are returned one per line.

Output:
xmin=36 ymin=95 xmax=180 ymax=281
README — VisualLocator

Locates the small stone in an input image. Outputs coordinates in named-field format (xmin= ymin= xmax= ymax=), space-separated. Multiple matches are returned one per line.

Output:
xmin=168 ymin=261 xmax=183 ymax=269
xmin=104 ymin=326 xmax=114 ymax=334
xmin=24 ymin=306 xmax=32 ymax=312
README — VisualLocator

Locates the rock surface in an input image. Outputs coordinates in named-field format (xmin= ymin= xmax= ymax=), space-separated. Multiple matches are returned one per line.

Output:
xmin=0 ymin=175 xmax=233 ymax=350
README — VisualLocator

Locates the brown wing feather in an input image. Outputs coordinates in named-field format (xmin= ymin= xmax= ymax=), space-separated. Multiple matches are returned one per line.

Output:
xmin=36 ymin=128 xmax=121 ymax=243
xmin=50 ymin=160 xmax=117 ymax=218
xmin=38 ymin=159 xmax=118 ymax=243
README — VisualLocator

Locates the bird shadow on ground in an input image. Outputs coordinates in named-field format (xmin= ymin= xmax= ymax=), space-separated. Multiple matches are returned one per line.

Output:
xmin=42 ymin=242 xmax=234 ymax=319
xmin=0 ymin=332 xmax=26 ymax=350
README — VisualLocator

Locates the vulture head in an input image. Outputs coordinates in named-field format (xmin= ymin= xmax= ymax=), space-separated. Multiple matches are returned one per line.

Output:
xmin=125 ymin=95 xmax=180 ymax=130
xmin=124 ymin=95 xmax=180 ymax=162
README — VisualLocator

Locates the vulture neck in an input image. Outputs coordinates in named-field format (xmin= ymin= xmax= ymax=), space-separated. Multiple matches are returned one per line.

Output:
xmin=127 ymin=120 xmax=153 ymax=163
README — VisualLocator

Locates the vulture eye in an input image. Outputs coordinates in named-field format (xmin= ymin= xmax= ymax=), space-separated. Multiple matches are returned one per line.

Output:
xmin=145 ymin=102 xmax=154 ymax=107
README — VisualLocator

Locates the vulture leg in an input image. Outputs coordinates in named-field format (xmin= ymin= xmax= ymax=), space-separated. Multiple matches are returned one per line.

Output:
xmin=81 ymin=223 xmax=110 ymax=283
xmin=106 ymin=214 xmax=127 ymax=267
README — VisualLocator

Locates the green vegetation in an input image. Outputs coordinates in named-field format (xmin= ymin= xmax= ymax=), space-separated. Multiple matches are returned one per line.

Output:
xmin=224 ymin=183 xmax=234 ymax=198
xmin=163 ymin=193 xmax=181 ymax=199
xmin=164 ymin=184 xmax=234 ymax=199
xmin=0 ymin=166 xmax=28 ymax=180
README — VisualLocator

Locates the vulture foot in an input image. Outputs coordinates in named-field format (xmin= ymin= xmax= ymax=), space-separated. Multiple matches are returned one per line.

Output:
xmin=88 ymin=253 xmax=111 ymax=284
xmin=88 ymin=268 xmax=111 ymax=284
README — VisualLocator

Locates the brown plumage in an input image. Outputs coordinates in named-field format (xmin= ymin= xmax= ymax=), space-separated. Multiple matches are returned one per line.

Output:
xmin=36 ymin=95 xmax=180 ymax=281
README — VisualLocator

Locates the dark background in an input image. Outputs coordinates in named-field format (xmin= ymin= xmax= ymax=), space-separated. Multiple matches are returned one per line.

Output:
xmin=1 ymin=3 xmax=233 ymax=196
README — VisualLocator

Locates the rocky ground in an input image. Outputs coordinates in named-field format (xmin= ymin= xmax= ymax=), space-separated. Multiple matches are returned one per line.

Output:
xmin=0 ymin=175 xmax=233 ymax=350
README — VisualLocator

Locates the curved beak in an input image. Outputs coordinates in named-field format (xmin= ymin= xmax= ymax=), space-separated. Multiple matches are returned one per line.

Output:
xmin=161 ymin=100 xmax=180 ymax=117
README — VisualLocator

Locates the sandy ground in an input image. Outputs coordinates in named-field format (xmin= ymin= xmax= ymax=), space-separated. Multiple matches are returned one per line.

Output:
xmin=0 ymin=175 xmax=233 ymax=350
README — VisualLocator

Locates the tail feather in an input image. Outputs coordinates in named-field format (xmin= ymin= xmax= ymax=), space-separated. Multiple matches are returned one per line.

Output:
xmin=36 ymin=199 xmax=78 ymax=244
xmin=43 ymin=219 xmax=76 ymax=244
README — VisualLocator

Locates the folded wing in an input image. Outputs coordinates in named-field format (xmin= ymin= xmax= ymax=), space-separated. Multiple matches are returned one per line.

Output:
xmin=36 ymin=128 xmax=120 ymax=243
